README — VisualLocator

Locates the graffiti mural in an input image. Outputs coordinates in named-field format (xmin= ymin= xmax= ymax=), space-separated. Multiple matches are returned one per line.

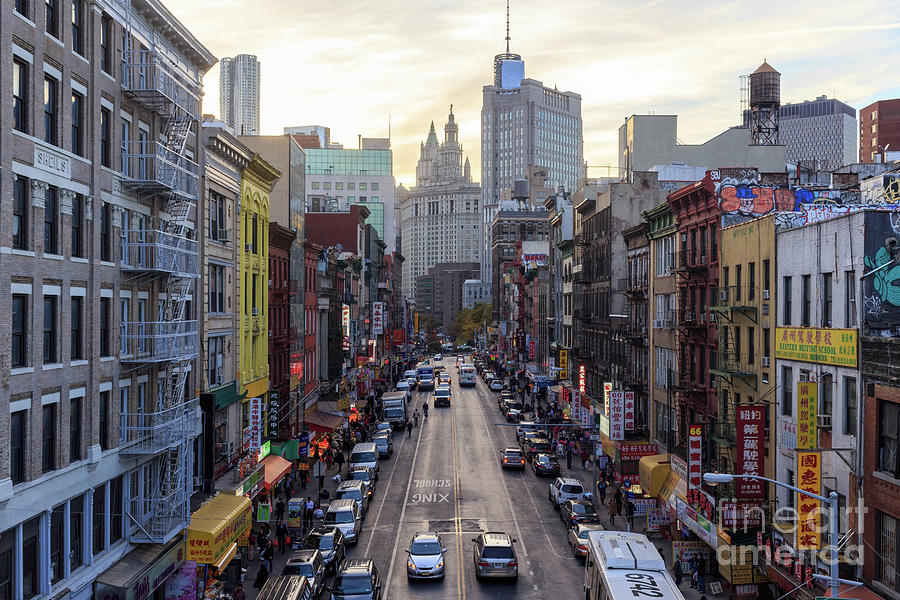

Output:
xmin=774 ymin=203 xmax=899 ymax=232
xmin=863 ymin=211 xmax=900 ymax=330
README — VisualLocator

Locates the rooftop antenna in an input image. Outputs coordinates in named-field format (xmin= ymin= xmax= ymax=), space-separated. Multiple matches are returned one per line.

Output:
xmin=505 ymin=0 xmax=510 ymax=52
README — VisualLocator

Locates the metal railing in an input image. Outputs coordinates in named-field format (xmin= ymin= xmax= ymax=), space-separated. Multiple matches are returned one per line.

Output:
xmin=120 ymin=140 xmax=199 ymax=199
xmin=120 ymin=320 xmax=199 ymax=363
xmin=120 ymin=229 xmax=199 ymax=277
xmin=121 ymin=49 xmax=201 ymax=118
xmin=119 ymin=398 xmax=201 ymax=454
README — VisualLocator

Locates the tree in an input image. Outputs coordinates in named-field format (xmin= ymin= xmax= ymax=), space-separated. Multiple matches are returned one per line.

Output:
xmin=449 ymin=303 xmax=491 ymax=343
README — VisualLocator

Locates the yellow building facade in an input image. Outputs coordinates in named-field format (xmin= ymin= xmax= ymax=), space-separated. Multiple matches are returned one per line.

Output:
xmin=710 ymin=213 xmax=777 ymax=500
xmin=239 ymin=155 xmax=280 ymax=422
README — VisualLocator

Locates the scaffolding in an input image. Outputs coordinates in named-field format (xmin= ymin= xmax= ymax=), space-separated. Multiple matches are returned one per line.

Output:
xmin=117 ymin=1 xmax=202 ymax=544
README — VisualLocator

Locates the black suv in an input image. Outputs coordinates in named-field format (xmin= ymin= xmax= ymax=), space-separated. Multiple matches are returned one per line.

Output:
xmin=330 ymin=559 xmax=382 ymax=599
xmin=302 ymin=526 xmax=345 ymax=574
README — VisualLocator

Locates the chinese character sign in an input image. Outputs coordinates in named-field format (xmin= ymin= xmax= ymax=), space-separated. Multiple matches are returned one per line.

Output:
xmin=342 ymin=304 xmax=350 ymax=337
xmin=604 ymin=382 xmax=612 ymax=416
xmin=559 ymin=350 xmax=568 ymax=379
xmin=248 ymin=397 xmax=262 ymax=454
xmin=528 ymin=340 xmax=536 ymax=359
xmin=571 ymin=390 xmax=581 ymax=422
xmin=774 ymin=327 xmax=858 ymax=367
xmin=797 ymin=382 xmax=818 ymax=450
xmin=578 ymin=365 xmax=586 ymax=393
xmin=624 ymin=391 xmax=635 ymax=430
xmin=372 ymin=302 xmax=384 ymax=335
xmin=735 ymin=405 xmax=765 ymax=499
xmin=414 ymin=312 xmax=419 ymax=333
xmin=609 ymin=391 xmax=625 ymax=440
xmin=796 ymin=451 xmax=822 ymax=550
xmin=688 ymin=424 xmax=703 ymax=489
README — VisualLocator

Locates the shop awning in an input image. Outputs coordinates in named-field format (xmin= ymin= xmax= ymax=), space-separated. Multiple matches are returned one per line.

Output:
xmin=639 ymin=454 xmax=671 ymax=498
xmin=261 ymin=454 xmax=292 ymax=490
xmin=306 ymin=409 xmax=344 ymax=433
xmin=95 ymin=536 xmax=185 ymax=600
xmin=187 ymin=494 xmax=251 ymax=564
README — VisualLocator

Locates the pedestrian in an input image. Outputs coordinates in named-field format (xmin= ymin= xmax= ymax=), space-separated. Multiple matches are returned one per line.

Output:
xmin=614 ymin=487 xmax=624 ymax=516
xmin=673 ymin=558 xmax=683 ymax=586
xmin=276 ymin=522 xmax=289 ymax=554
xmin=696 ymin=554 xmax=706 ymax=593
xmin=335 ymin=449 xmax=345 ymax=474
xmin=300 ymin=467 xmax=309 ymax=489
xmin=597 ymin=479 xmax=608 ymax=505
xmin=233 ymin=583 xmax=246 ymax=600
xmin=607 ymin=494 xmax=617 ymax=525
xmin=689 ymin=554 xmax=699 ymax=589
xmin=275 ymin=499 xmax=285 ymax=523
xmin=247 ymin=530 xmax=257 ymax=561
xmin=626 ymin=500 xmax=636 ymax=530
xmin=566 ymin=444 xmax=573 ymax=470
xmin=262 ymin=542 xmax=274 ymax=572
xmin=253 ymin=564 xmax=269 ymax=590
xmin=580 ymin=448 xmax=589 ymax=469
xmin=304 ymin=496 xmax=315 ymax=531
xmin=406 ymin=419 xmax=413 ymax=437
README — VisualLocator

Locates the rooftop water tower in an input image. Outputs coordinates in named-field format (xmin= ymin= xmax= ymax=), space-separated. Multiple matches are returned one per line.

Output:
xmin=748 ymin=60 xmax=781 ymax=145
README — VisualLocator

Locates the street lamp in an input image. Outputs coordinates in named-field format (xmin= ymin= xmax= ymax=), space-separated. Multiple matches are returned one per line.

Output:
xmin=703 ymin=472 xmax=852 ymax=598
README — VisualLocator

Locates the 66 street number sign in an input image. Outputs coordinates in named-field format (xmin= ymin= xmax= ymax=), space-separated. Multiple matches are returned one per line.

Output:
xmin=688 ymin=424 xmax=702 ymax=489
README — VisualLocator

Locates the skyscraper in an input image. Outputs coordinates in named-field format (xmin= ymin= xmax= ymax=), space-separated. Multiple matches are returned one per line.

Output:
xmin=220 ymin=54 xmax=261 ymax=136
xmin=399 ymin=108 xmax=481 ymax=298
xmin=770 ymin=95 xmax=856 ymax=170
xmin=480 ymin=18 xmax=583 ymax=293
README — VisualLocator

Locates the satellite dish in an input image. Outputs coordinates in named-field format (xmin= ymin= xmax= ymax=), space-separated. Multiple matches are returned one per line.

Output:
xmin=335 ymin=243 xmax=343 ymax=253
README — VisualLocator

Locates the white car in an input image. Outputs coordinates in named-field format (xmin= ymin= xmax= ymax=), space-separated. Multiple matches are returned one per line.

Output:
xmin=489 ymin=379 xmax=504 ymax=392
xmin=549 ymin=477 xmax=585 ymax=509
xmin=434 ymin=354 xmax=443 ymax=361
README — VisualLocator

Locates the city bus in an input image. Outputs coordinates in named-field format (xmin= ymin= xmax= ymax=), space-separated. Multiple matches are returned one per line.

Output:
xmin=584 ymin=530 xmax=685 ymax=600
xmin=459 ymin=365 xmax=476 ymax=386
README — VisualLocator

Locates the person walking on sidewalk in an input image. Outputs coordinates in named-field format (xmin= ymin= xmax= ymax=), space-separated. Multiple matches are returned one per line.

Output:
xmin=696 ymin=554 xmax=706 ymax=593
xmin=304 ymin=497 xmax=315 ymax=531
xmin=253 ymin=564 xmax=269 ymax=591
xmin=607 ymin=494 xmax=617 ymax=525
xmin=597 ymin=479 xmax=608 ymax=505
xmin=673 ymin=558 xmax=683 ymax=586
xmin=262 ymin=542 xmax=274 ymax=572
xmin=406 ymin=419 xmax=413 ymax=437
xmin=565 ymin=444 xmax=573 ymax=470
xmin=614 ymin=487 xmax=624 ymax=518
xmin=276 ymin=522 xmax=289 ymax=554
xmin=626 ymin=500 xmax=636 ymax=530
xmin=275 ymin=499 xmax=285 ymax=523
xmin=335 ymin=449 xmax=345 ymax=475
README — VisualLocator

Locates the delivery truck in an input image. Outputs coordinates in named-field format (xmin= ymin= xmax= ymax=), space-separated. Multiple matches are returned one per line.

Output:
xmin=380 ymin=391 xmax=408 ymax=429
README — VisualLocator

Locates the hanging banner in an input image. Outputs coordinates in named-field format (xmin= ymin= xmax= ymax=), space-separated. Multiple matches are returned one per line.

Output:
xmin=624 ymin=391 xmax=635 ymax=430
xmin=797 ymin=382 xmax=818 ymax=450
xmin=559 ymin=350 xmax=568 ymax=380
xmin=604 ymin=382 xmax=612 ymax=416
xmin=267 ymin=391 xmax=280 ymax=437
xmin=571 ymin=390 xmax=582 ymax=422
xmin=581 ymin=400 xmax=593 ymax=427
xmin=528 ymin=340 xmax=536 ymax=359
xmin=735 ymin=405 xmax=765 ymax=499
xmin=342 ymin=304 xmax=351 ymax=337
xmin=688 ymin=424 xmax=703 ymax=489
xmin=774 ymin=327 xmax=857 ymax=367
xmin=796 ymin=451 xmax=822 ymax=550
xmin=372 ymin=302 xmax=384 ymax=335
xmin=609 ymin=391 xmax=625 ymax=441
xmin=578 ymin=365 xmax=586 ymax=393
xmin=414 ymin=312 xmax=419 ymax=333
xmin=248 ymin=397 xmax=262 ymax=454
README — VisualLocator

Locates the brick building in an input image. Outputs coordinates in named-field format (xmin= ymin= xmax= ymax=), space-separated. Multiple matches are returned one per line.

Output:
xmin=269 ymin=223 xmax=297 ymax=439
xmin=859 ymin=98 xmax=900 ymax=163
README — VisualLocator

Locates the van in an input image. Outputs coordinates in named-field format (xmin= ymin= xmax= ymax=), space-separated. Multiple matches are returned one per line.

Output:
xmin=404 ymin=370 xmax=418 ymax=389
xmin=256 ymin=575 xmax=313 ymax=600
xmin=395 ymin=380 xmax=411 ymax=401
xmin=334 ymin=480 xmax=369 ymax=516
xmin=324 ymin=499 xmax=361 ymax=545
xmin=350 ymin=442 xmax=379 ymax=476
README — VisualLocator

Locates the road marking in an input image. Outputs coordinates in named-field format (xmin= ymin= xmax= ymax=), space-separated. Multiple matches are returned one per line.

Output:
xmin=408 ymin=492 xmax=450 ymax=503
xmin=533 ymin=584 xmax=539 ymax=591
xmin=413 ymin=479 xmax=452 ymax=487
xmin=362 ymin=431 xmax=413 ymax=557
xmin=452 ymin=395 xmax=465 ymax=600
xmin=382 ymin=422 xmax=424 ymax=598
xmin=529 ymin=570 xmax=534 ymax=576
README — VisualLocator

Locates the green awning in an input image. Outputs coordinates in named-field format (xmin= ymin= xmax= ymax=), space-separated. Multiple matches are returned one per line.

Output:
xmin=211 ymin=382 xmax=246 ymax=411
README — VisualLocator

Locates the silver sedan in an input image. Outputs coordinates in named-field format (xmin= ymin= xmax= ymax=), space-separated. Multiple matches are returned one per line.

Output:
xmin=406 ymin=532 xmax=446 ymax=580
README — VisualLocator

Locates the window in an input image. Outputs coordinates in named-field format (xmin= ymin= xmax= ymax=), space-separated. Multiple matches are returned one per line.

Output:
xmin=100 ymin=108 xmax=111 ymax=167
xmin=823 ymin=272 xmax=833 ymax=327
xmin=359 ymin=182 xmax=367 ymax=191
xmin=208 ymin=336 xmax=224 ymax=386
xmin=821 ymin=372 xmax=833 ymax=419
xmin=43 ymin=295 xmax=57 ymax=363
xmin=100 ymin=297 xmax=111 ymax=357
xmin=43 ymin=77 xmax=58 ymax=145
xmin=45 ymin=0 xmax=58 ymax=36
xmin=44 ymin=186 xmax=58 ymax=254
xmin=783 ymin=276 xmax=792 ymax=325
xmin=100 ymin=202 xmax=112 ymax=261
xmin=735 ymin=264 xmax=742 ymax=301
xmin=749 ymin=262 xmax=756 ymax=301
xmin=252 ymin=275 xmax=258 ymax=310
xmin=69 ymin=495 xmax=84 ymax=569
xmin=99 ymin=390 xmax=110 ymax=450
xmin=68 ymin=92 xmax=84 ymax=156
xmin=347 ymin=182 xmax=355 ymax=190
xmin=42 ymin=403 xmax=56 ymax=473
xmin=879 ymin=401 xmax=900 ymax=478
xmin=878 ymin=511 xmax=897 ymax=587
xmin=23 ymin=517 xmax=40 ymax=600
xmin=71 ymin=296 xmax=83 ymax=360
xmin=252 ymin=214 xmax=258 ymax=252
xmin=110 ymin=476 xmax=123 ymax=544
xmin=70 ymin=397 xmax=81 ymax=461
xmin=13 ymin=58 xmax=28 ymax=133
xmin=311 ymin=181 xmax=319 ymax=190
xmin=120 ymin=118 xmax=130 ymax=174
xmin=15 ymin=0 xmax=29 ymax=18
xmin=100 ymin=15 xmax=113 ymax=74
xmin=844 ymin=376 xmax=857 ymax=436
xmin=801 ymin=274 xmax=811 ymax=326
xmin=846 ymin=270 xmax=857 ymax=327
xmin=371 ymin=182 xmax=379 ymax=191
xmin=50 ymin=505 xmax=64 ymax=583
xmin=210 ymin=192 xmax=226 ymax=241
xmin=92 ymin=484 xmax=105 ymax=554
xmin=13 ymin=177 xmax=29 ymax=250
xmin=70 ymin=194 xmax=84 ymax=257
xmin=71 ymin=0 xmax=83 ymax=54
xmin=782 ymin=366 xmax=793 ymax=416
xmin=209 ymin=265 xmax=225 ymax=313
xmin=748 ymin=327 xmax=755 ymax=365
xmin=763 ymin=327 xmax=770 ymax=358
xmin=11 ymin=411 xmax=26 ymax=484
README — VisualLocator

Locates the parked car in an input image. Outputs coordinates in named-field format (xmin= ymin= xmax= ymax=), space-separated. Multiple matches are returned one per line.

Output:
xmin=522 ymin=434 xmax=552 ymax=460
xmin=472 ymin=532 xmax=518 ymax=580
xmin=568 ymin=524 xmax=603 ymax=563
xmin=373 ymin=422 xmax=392 ymax=436
xmin=560 ymin=499 xmax=600 ymax=527
xmin=434 ymin=354 xmax=443 ymax=361
xmin=516 ymin=421 xmax=543 ymax=442
xmin=329 ymin=559 xmax=382 ymax=600
xmin=372 ymin=433 xmax=393 ymax=458
xmin=531 ymin=453 xmax=560 ymax=477
xmin=334 ymin=480 xmax=369 ymax=516
xmin=349 ymin=466 xmax=376 ymax=499
xmin=323 ymin=499 xmax=362 ymax=545
xmin=500 ymin=447 xmax=526 ymax=470
xmin=282 ymin=549 xmax=326 ymax=597
xmin=503 ymin=401 xmax=523 ymax=422
xmin=549 ymin=477 xmax=586 ymax=509
xmin=301 ymin=527 xmax=346 ymax=574
xmin=489 ymin=379 xmax=505 ymax=392
xmin=406 ymin=532 xmax=447 ymax=580
xmin=498 ymin=390 xmax=515 ymax=409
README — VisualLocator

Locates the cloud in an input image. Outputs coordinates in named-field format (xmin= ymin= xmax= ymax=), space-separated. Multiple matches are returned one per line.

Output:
xmin=166 ymin=0 xmax=900 ymax=185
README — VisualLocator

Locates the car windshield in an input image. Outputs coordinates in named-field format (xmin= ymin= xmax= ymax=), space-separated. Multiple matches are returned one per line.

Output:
xmin=562 ymin=485 xmax=583 ymax=494
xmin=325 ymin=510 xmax=354 ymax=524
xmin=504 ymin=451 xmax=523 ymax=458
xmin=333 ymin=575 xmax=372 ymax=595
xmin=482 ymin=547 xmax=514 ymax=559
xmin=571 ymin=503 xmax=589 ymax=515
xmin=286 ymin=563 xmax=315 ymax=577
xmin=411 ymin=540 xmax=442 ymax=555
xmin=374 ymin=438 xmax=388 ymax=447
xmin=507 ymin=403 xmax=523 ymax=410
xmin=351 ymin=452 xmax=376 ymax=463
xmin=336 ymin=489 xmax=361 ymax=501
xmin=578 ymin=529 xmax=594 ymax=539
xmin=352 ymin=471 xmax=371 ymax=481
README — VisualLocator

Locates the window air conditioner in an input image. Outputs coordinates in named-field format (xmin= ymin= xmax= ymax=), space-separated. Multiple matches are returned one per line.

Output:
xmin=720 ymin=289 xmax=728 ymax=302
xmin=252 ymin=308 xmax=260 ymax=316
xmin=762 ymin=289 xmax=770 ymax=300
xmin=762 ymin=303 xmax=770 ymax=315
xmin=761 ymin=356 xmax=770 ymax=367
xmin=817 ymin=414 xmax=832 ymax=429
xmin=245 ymin=243 xmax=253 ymax=252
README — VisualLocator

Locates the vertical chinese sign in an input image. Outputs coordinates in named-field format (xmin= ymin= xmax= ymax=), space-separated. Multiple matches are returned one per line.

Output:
xmin=624 ymin=391 xmax=635 ymax=431
xmin=571 ymin=390 xmax=581 ymax=422
xmin=797 ymin=382 xmax=818 ymax=450
xmin=248 ymin=397 xmax=262 ymax=455
xmin=735 ymin=405 xmax=765 ymax=498
xmin=372 ymin=302 xmax=384 ymax=335
xmin=559 ymin=350 xmax=568 ymax=380
xmin=688 ymin=424 xmax=703 ymax=489
xmin=796 ymin=451 xmax=822 ymax=550
xmin=609 ymin=391 xmax=625 ymax=440
xmin=578 ymin=365 xmax=586 ymax=393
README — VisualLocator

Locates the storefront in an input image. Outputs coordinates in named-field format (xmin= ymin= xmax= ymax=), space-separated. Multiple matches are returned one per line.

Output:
xmin=595 ymin=428 xmax=659 ymax=483
xmin=187 ymin=495 xmax=252 ymax=598
xmin=94 ymin=537 xmax=186 ymax=600
xmin=217 ymin=460 xmax=265 ymax=500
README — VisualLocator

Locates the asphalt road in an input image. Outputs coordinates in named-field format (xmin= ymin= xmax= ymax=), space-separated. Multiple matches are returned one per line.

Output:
xmin=348 ymin=357 xmax=586 ymax=600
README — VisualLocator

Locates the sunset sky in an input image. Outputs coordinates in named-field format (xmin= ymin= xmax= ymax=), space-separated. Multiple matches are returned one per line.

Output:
xmin=168 ymin=0 xmax=900 ymax=186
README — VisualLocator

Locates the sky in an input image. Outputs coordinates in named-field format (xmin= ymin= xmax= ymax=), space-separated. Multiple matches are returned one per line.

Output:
xmin=168 ymin=0 xmax=900 ymax=187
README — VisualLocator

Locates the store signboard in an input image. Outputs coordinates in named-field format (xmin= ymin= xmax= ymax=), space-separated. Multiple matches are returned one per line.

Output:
xmin=609 ymin=391 xmax=625 ymax=440
xmin=248 ymin=397 xmax=262 ymax=454
xmin=735 ymin=405 xmax=765 ymax=499
xmin=372 ymin=302 xmax=384 ymax=335
xmin=676 ymin=497 xmax=718 ymax=547
xmin=688 ymin=424 xmax=703 ymax=489
xmin=559 ymin=350 xmax=568 ymax=379
xmin=774 ymin=327 xmax=857 ymax=367
xmin=797 ymin=382 xmax=818 ymax=450
xmin=796 ymin=451 xmax=822 ymax=550
xmin=624 ymin=391 xmax=635 ymax=430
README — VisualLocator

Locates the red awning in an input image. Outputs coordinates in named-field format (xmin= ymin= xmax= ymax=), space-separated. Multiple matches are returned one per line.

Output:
xmin=305 ymin=410 xmax=344 ymax=433
xmin=260 ymin=455 xmax=292 ymax=491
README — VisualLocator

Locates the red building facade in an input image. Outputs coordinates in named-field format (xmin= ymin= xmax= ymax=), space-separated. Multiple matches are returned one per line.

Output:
xmin=269 ymin=223 xmax=297 ymax=439
xmin=302 ymin=240 xmax=323 ymax=409
xmin=667 ymin=179 xmax=719 ymax=461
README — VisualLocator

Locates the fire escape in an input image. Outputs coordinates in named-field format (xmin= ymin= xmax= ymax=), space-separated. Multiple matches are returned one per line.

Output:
xmin=118 ymin=36 xmax=202 ymax=543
